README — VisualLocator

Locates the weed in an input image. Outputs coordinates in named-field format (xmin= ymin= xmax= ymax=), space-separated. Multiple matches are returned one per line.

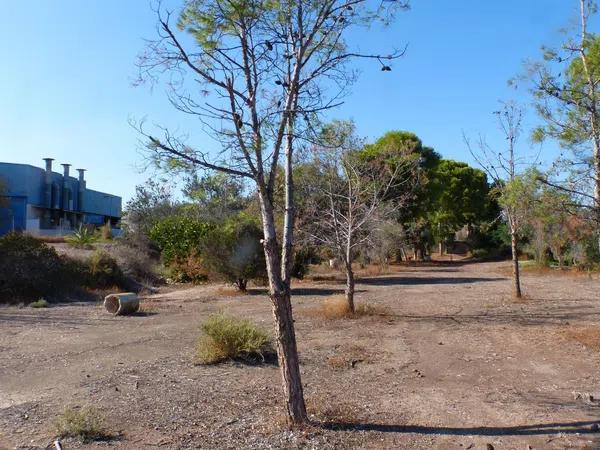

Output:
xmin=65 ymin=226 xmax=98 ymax=249
xmin=196 ymin=313 xmax=275 ymax=364
xmin=55 ymin=407 xmax=110 ymax=442
xmin=30 ymin=298 xmax=49 ymax=308
xmin=306 ymin=295 xmax=390 ymax=319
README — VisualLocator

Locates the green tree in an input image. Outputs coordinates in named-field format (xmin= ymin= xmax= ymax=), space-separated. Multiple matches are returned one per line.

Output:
xmin=529 ymin=0 xmax=600 ymax=245
xmin=201 ymin=214 xmax=267 ymax=291
xmin=149 ymin=216 xmax=214 ymax=265
xmin=363 ymin=131 xmax=440 ymax=260
xmin=427 ymin=160 xmax=490 ymax=254
xmin=124 ymin=178 xmax=178 ymax=237
xmin=136 ymin=0 xmax=410 ymax=424
xmin=183 ymin=172 xmax=249 ymax=222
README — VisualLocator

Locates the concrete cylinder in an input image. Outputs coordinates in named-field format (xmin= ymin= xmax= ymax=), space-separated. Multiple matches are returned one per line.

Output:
xmin=103 ymin=293 xmax=139 ymax=316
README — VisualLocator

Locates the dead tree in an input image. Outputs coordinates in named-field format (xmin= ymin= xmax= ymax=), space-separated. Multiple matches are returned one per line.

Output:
xmin=301 ymin=121 xmax=416 ymax=312
xmin=465 ymin=103 xmax=530 ymax=299
xmin=134 ymin=0 xmax=409 ymax=425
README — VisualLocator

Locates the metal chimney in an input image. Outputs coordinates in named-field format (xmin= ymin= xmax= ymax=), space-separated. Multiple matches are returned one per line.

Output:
xmin=61 ymin=164 xmax=71 ymax=211
xmin=77 ymin=169 xmax=86 ymax=213
xmin=61 ymin=163 xmax=71 ymax=178
xmin=42 ymin=158 xmax=54 ymax=210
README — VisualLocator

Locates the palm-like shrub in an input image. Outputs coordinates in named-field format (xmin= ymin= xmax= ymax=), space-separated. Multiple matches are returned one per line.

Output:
xmin=66 ymin=225 xmax=98 ymax=249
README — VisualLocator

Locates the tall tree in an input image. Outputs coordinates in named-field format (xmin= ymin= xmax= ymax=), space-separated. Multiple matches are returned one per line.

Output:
xmin=529 ymin=0 xmax=600 ymax=245
xmin=427 ymin=160 xmax=490 ymax=254
xmin=135 ymin=0 xmax=409 ymax=425
xmin=298 ymin=121 xmax=416 ymax=312
xmin=362 ymin=131 xmax=440 ymax=260
xmin=466 ymin=103 xmax=530 ymax=298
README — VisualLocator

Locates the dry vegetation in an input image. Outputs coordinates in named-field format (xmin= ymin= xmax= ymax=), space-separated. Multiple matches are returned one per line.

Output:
xmin=196 ymin=313 xmax=275 ymax=364
xmin=55 ymin=407 xmax=111 ymax=443
xmin=304 ymin=294 xmax=391 ymax=320
xmin=2 ymin=260 xmax=600 ymax=449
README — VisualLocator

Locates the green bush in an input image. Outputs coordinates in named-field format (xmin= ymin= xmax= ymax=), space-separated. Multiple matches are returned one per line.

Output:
xmin=149 ymin=216 xmax=214 ymax=265
xmin=55 ymin=407 xmax=110 ymax=443
xmin=85 ymin=251 xmax=125 ymax=289
xmin=197 ymin=313 xmax=274 ymax=364
xmin=30 ymin=298 xmax=49 ymax=308
xmin=201 ymin=214 xmax=266 ymax=291
xmin=0 ymin=233 xmax=67 ymax=303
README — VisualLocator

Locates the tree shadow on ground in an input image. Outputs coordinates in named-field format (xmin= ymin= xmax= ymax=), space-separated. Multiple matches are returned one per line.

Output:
xmin=319 ymin=420 xmax=600 ymax=436
xmin=246 ymin=287 xmax=367 ymax=296
xmin=358 ymin=276 xmax=506 ymax=286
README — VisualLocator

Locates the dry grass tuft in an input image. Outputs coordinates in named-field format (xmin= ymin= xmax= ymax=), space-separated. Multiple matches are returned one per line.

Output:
xmin=305 ymin=295 xmax=391 ymax=320
xmin=306 ymin=396 xmax=357 ymax=425
xmin=55 ymin=407 xmax=110 ymax=442
xmin=562 ymin=326 xmax=600 ymax=351
xmin=327 ymin=344 xmax=373 ymax=370
xmin=196 ymin=313 xmax=275 ymax=364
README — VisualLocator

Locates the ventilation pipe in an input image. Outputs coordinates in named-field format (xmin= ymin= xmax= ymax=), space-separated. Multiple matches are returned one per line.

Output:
xmin=77 ymin=169 xmax=86 ymax=214
xmin=42 ymin=158 xmax=54 ymax=209
xmin=42 ymin=158 xmax=54 ymax=228
xmin=61 ymin=164 xmax=71 ymax=211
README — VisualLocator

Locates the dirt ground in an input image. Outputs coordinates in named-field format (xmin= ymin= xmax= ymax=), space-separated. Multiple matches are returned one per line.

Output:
xmin=1 ymin=260 xmax=600 ymax=449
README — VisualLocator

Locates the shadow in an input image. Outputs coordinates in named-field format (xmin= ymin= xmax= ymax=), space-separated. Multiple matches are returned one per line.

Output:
xmin=127 ymin=311 xmax=159 ymax=317
xmin=358 ymin=276 xmax=506 ymax=286
xmin=320 ymin=420 xmax=600 ymax=436
xmin=246 ymin=287 xmax=367 ymax=297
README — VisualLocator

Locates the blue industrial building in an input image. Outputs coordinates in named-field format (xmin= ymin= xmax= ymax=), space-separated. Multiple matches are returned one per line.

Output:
xmin=0 ymin=158 xmax=121 ymax=236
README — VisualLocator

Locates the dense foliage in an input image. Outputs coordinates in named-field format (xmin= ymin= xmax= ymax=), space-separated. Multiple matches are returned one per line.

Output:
xmin=149 ymin=216 xmax=214 ymax=265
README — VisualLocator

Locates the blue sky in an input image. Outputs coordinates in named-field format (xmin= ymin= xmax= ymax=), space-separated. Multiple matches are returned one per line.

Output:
xmin=0 ymin=1 xmax=590 ymax=202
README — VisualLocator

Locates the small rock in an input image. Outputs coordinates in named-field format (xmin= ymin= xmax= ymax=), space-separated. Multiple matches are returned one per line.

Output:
xmin=486 ymin=444 xmax=495 ymax=450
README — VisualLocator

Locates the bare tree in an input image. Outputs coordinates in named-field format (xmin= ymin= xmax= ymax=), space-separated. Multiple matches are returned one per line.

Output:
xmin=465 ymin=103 xmax=530 ymax=298
xmin=134 ymin=0 xmax=409 ymax=425
xmin=299 ymin=121 xmax=417 ymax=312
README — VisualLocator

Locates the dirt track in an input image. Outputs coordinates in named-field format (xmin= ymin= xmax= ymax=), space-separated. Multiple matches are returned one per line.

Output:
xmin=1 ymin=261 xmax=600 ymax=449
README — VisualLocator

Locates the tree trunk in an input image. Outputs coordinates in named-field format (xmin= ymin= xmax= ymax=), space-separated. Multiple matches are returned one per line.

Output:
xmin=258 ymin=191 xmax=307 ymax=426
xmin=344 ymin=261 xmax=355 ymax=314
xmin=438 ymin=241 xmax=444 ymax=256
xmin=510 ymin=228 xmax=522 ymax=298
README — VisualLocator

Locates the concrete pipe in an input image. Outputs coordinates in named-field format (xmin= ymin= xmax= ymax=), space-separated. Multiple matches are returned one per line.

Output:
xmin=104 ymin=293 xmax=140 ymax=316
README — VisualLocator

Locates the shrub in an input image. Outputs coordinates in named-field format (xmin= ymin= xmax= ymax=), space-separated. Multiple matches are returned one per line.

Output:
xmin=111 ymin=243 xmax=161 ymax=284
xmin=168 ymin=255 xmax=209 ymax=283
xmin=30 ymin=298 xmax=49 ymax=308
xmin=55 ymin=407 xmax=110 ymax=443
xmin=196 ymin=313 xmax=274 ymax=364
xmin=0 ymin=233 xmax=67 ymax=303
xmin=65 ymin=225 xmax=98 ymax=249
xmin=201 ymin=214 xmax=267 ymax=291
xmin=307 ymin=295 xmax=390 ymax=319
xmin=85 ymin=251 xmax=125 ymax=289
xmin=149 ymin=216 xmax=213 ymax=265
xmin=100 ymin=223 xmax=113 ymax=240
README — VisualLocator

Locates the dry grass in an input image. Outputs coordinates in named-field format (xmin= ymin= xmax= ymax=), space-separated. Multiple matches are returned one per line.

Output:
xmin=327 ymin=344 xmax=373 ymax=371
xmin=305 ymin=295 xmax=391 ymax=320
xmin=562 ymin=326 xmax=600 ymax=351
xmin=215 ymin=286 xmax=249 ymax=297
xmin=196 ymin=313 xmax=275 ymax=364
xmin=55 ymin=407 xmax=110 ymax=442
xmin=306 ymin=396 xmax=357 ymax=425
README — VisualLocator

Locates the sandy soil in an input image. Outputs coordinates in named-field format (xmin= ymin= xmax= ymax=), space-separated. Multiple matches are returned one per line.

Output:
xmin=1 ymin=260 xmax=600 ymax=449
